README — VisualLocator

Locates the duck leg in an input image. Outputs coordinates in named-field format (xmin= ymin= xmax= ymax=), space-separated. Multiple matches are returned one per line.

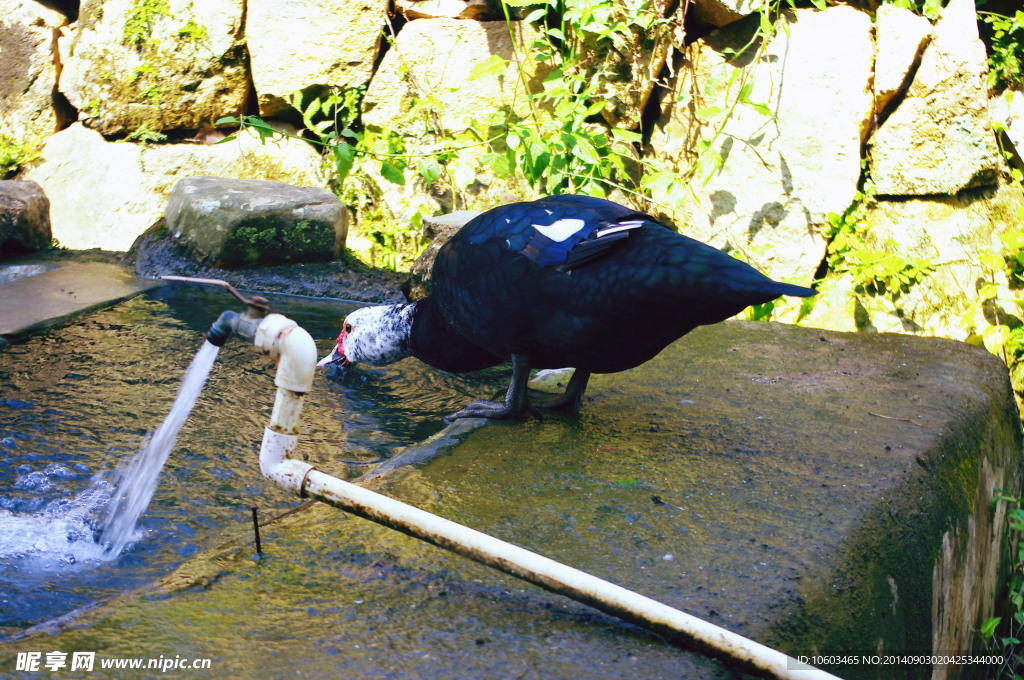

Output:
xmin=447 ymin=353 xmax=531 ymax=421
xmin=527 ymin=370 xmax=591 ymax=414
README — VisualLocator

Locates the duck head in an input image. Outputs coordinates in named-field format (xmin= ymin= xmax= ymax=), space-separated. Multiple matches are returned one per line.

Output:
xmin=317 ymin=304 xmax=415 ymax=368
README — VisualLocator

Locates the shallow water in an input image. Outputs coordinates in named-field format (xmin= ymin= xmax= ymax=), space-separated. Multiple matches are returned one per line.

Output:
xmin=0 ymin=283 xmax=507 ymax=633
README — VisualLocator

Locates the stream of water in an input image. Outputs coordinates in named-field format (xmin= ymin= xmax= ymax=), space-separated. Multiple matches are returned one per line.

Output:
xmin=98 ymin=340 xmax=220 ymax=558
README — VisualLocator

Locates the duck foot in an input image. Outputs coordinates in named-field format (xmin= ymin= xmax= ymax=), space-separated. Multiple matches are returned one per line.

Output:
xmin=526 ymin=370 xmax=591 ymax=414
xmin=446 ymin=399 xmax=519 ymax=421
xmin=446 ymin=353 xmax=532 ymax=421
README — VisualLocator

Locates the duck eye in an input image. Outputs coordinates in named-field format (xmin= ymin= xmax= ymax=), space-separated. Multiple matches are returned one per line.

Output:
xmin=344 ymin=322 xmax=353 ymax=334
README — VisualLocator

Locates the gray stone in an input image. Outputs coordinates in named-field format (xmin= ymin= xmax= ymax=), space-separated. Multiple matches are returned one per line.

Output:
xmin=0 ymin=0 xmax=66 ymax=142
xmin=58 ymin=0 xmax=248 ymax=135
xmin=25 ymin=123 xmax=328 ymax=251
xmin=795 ymin=184 xmax=1024 ymax=339
xmin=868 ymin=0 xmax=1002 ymax=195
xmin=247 ymin=0 xmax=388 ymax=116
xmin=0 ymin=180 xmax=52 ymax=256
xmin=403 ymin=210 xmax=479 ymax=299
xmin=650 ymin=6 xmax=873 ymax=283
xmin=362 ymin=19 xmax=547 ymax=136
xmin=873 ymin=4 xmax=931 ymax=116
xmin=165 ymin=176 xmax=347 ymax=268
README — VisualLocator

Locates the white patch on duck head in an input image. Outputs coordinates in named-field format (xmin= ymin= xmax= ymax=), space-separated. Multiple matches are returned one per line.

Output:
xmin=341 ymin=304 xmax=414 ymax=366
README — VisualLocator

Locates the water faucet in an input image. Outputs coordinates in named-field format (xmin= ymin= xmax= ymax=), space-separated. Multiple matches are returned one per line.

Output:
xmin=160 ymin=276 xmax=270 ymax=347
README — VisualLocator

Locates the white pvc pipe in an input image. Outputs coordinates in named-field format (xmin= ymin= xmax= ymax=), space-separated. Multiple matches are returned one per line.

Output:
xmin=252 ymin=318 xmax=840 ymax=680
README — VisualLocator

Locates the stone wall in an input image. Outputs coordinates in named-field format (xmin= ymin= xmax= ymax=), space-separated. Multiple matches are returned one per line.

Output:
xmin=1 ymin=0 xmax=1022 ymax=339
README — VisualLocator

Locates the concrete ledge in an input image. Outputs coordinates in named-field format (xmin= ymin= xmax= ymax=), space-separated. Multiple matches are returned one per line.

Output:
xmin=365 ymin=322 xmax=1023 ymax=678
xmin=0 ymin=261 xmax=157 ymax=340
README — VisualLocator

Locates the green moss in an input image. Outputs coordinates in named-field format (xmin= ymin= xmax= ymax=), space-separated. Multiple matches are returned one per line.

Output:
xmin=177 ymin=17 xmax=208 ymax=46
xmin=0 ymin=135 xmax=42 ymax=178
xmin=219 ymin=216 xmax=334 ymax=267
xmin=123 ymin=0 xmax=171 ymax=48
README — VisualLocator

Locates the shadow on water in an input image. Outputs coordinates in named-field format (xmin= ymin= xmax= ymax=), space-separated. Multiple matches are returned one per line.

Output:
xmin=0 ymin=283 xmax=509 ymax=633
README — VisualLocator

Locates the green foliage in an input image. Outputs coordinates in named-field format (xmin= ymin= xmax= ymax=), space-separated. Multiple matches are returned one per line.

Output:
xmin=823 ymin=184 xmax=932 ymax=301
xmin=123 ymin=0 xmax=171 ymax=48
xmin=0 ymin=135 xmax=41 ymax=178
xmin=465 ymin=0 xmax=780 ymax=202
xmin=456 ymin=0 xmax=670 ymax=198
xmin=219 ymin=0 xmax=788 ymax=270
xmin=177 ymin=17 xmax=208 ymax=46
xmin=979 ymin=490 xmax=1024 ymax=680
xmin=963 ymin=219 xmax=1024 ymax=396
xmin=124 ymin=121 xmax=168 ymax=144
xmin=981 ymin=11 xmax=1024 ymax=92
xmin=882 ymin=0 xmax=945 ymax=21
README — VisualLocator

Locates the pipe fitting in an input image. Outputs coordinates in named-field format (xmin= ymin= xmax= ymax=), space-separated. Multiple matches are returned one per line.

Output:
xmin=207 ymin=310 xmax=239 ymax=347
xmin=259 ymin=427 xmax=314 ymax=496
xmin=253 ymin=314 xmax=317 ymax=393
xmin=206 ymin=308 xmax=266 ymax=347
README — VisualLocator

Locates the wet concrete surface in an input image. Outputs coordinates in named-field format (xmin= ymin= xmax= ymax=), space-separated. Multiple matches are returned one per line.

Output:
xmin=2 ymin=320 xmax=1018 ymax=680
xmin=0 ymin=260 xmax=157 ymax=342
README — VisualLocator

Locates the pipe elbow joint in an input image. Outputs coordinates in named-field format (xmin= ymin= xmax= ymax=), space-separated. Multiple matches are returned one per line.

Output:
xmin=253 ymin=314 xmax=317 ymax=393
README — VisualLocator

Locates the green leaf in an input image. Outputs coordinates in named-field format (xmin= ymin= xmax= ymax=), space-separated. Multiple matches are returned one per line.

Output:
xmin=980 ymin=616 xmax=1001 ymax=640
xmin=380 ymin=160 xmax=406 ymax=186
xmin=611 ymin=127 xmax=643 ymax=143
xmin=303 ymin=97 xmax=321 ymax=122
xmin=215 ymin=116 xmax=240 ymax=126
xmin=332 ymin=142 xmax=355 ymax=186
xmin=418 ymin=158 xmax=443 ymax=182
xmin=572 ymin=135 xmax=601 ymax=166
xmin=695 ymin=106 xmax=723 ymax=121
xmin=746 ymin=101 xmax=773 ymax=117
xmin=979 ymin=283 xmax=1000 ymax=301
xmin=522 ymin=8 xmax=546 ymax=23
xmin=467 ymin=54 xmax=507 ymax=81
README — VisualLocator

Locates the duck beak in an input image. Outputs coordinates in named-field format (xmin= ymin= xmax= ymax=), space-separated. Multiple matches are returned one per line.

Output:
xmin=316 ymin=345 xmax=349 ymax=368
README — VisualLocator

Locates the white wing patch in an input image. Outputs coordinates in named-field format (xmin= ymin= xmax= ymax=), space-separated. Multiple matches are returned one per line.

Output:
xmin=533 ymin=218 xmax=586 ymax=243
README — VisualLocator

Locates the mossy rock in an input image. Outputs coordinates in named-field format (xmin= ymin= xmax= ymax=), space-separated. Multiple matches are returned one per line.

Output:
xmin=165 ymin=176 xmax=347 ymax=268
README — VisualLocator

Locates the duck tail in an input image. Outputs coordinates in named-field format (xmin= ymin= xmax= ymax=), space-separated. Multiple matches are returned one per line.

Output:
xmin=769 ymin=280 xmax=817 ymax=298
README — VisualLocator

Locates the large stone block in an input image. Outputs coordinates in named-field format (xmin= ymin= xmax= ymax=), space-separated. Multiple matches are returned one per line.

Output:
xmin=868 ymin=0 xmax=1002 ymax=195
xmin=58 ymin=0 xmax=248 ymax=135
xmin=164 ymin=176 xmax=347 ymax=267
xmin=362 ymin=19 xmax=547 ymax=136
xmin=403 ymin=210 xmax=479 ymax=300
xmin=25 ymin=123 xmax=327 ymax=251
xmin=650 ymin=6 xmax=873 ymax=283
xmin=873 ymin=3 xmax=931 ymax=116
xmin=0 ymin=179 xmax=51 ymax=256
xmin=247 ymin=0 xmax=388 ymax=116
xmin=798 ymin=184 xmax=1024 ymax=339
xmin=0 ymin=0 xmax=67 ymax=142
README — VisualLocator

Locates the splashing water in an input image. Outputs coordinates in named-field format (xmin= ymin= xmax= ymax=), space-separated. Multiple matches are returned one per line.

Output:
xmin=98 ymin=340 xmax=221 ymax=558
xmin=0 ymin=340 xmax=220 ymax=567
